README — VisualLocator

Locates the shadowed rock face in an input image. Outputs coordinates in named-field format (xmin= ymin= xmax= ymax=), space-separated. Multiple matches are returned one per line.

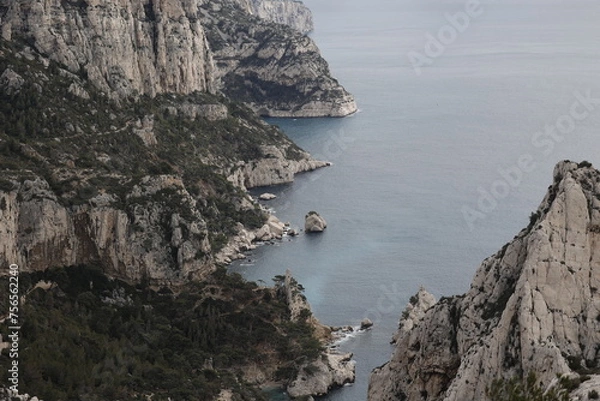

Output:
xmin=200 ymin=0 xmax=356 ymax=117
xmin=0 ymin=0 xmax=355 ymax=117
xmin=369 ymin=161 xmax=600 ymax=401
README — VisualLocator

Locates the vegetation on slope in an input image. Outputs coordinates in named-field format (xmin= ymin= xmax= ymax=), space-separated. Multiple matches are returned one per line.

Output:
xmin=0 ymin=38 xmax=306 ymax=251
xmin=0 ymin=266 xmax=322 ymax=400
xmin=0 ymin=37 xmax=327 ymax=399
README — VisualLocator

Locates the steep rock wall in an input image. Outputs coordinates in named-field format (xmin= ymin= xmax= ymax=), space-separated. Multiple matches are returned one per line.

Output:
xmin=200 ymin=1 xmax=357 ymax=117
xmin=0 ymin=0 xmax=215 ymax=98
xmin=369 ymin=161 xmax=600 ymax=401
xmin=0 ymin=176 xmax=212 ymax=284
xmin=0 ymin=0 xmax=354 ymax=117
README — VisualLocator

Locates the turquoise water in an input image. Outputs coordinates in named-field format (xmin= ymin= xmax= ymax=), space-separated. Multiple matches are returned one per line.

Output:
xmin=230 ymin=0 xmax=600 ymax=399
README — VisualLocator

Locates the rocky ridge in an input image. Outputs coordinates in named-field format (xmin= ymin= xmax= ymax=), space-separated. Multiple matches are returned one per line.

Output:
xmin=369 ymin=161 xmax=600 ymax=401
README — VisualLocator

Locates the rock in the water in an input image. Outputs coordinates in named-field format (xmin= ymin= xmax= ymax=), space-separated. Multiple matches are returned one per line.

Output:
xmin=305 ymin=211 xmax=327 ymax=233
xmin=368 ymin=160 xmax=600 ymax=401
xmin=360 ymin=318 xmax=373 ymax=330
xmin=259 ymin=192 xmax=277 ymax=200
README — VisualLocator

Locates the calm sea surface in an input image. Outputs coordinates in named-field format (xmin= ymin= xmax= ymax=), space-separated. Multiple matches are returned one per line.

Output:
xmin=229 ymin=0 xmax=600 ymax=399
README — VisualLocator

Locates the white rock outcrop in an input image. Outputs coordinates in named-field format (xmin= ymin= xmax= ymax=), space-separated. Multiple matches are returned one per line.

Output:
xmin=305 ymin=211 xmax=327 ymax=233
xmin=369 ymin=161 xmax=600 ymax=401
xmin=1 ymin=0 xmax=215 ymax=99
xmin=259 ymin=192 xmax=277 ymax=200
xmin=0 ymin=176 xmax=212 ymax=284
xmin=227 ymin=145 xmax=330 ymax=190
xmin=287 ymin=351 xmax=356 ymax=398
xmin=248 ymin=0 xmax=314 ymax=34
xmin=0 ymin=68 xmax=25 ymax=94
xmin=391 ymin=287 xmax=437 ymax=343
xmin=215 ymin=214 xmax=286 ymax=264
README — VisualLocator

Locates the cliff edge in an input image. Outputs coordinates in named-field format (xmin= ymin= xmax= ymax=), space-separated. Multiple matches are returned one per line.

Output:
xmin=0 ymin=0 xmax=355 ymax=117
xmin=369 ymin=161 xmax=600 ymax=401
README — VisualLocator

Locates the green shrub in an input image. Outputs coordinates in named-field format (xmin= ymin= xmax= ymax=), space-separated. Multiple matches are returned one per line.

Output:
xmin=487 ymin=372 xmax=569 ymax=401
xmin=0 ymin=266 xmax=319 ymax=400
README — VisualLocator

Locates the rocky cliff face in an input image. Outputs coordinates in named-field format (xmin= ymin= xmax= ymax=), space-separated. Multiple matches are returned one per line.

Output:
xmin=0 ymin=0 xmax=215 ymax=99
xmin=0 ymin=39 xmax=327 ymax=284
xmin=369 ymin=161 xmax=600 ymax=401
xmin=0 ymin=176 xmax=212 ymax=285
xmin=249 ymin=0 xmax=314 ymax=34
xmin=226 ymin=145 xmax=330 ymax=190
xmin=200 ymin=1 xmax=357 ymax=117
xmin=0 ymin=0 xmax=354 ymax=117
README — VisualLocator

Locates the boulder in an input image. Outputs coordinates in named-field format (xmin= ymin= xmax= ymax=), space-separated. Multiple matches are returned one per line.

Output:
xmin=267 ymin=215 xmax=285 ymax=238
xmin=254 ymin=224 xmax=272 ymax=241
xmin=259 ymin=192 xmax=277 ymax=200
xmin=305 ymin=211 xmax=327 ymax=233
xmin=360 ymin=318 xmax=373 ymax=330
xmin=287 ymin=351 xmax=356 ymax=398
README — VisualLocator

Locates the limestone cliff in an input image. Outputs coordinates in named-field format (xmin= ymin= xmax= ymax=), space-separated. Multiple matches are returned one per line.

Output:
xmin=0 ymin=176 xmax=213 ymax=284
xmin=369 ymin=161 xmax=600 ymax=401
xmin=226 ymin=145 xmax=330 ymax=190
xmin=200 ymin=1 xmax=357 ymax=117
xmin=249 ymin=0 xmax=314 ymax=34
xmin=0 ymin=39 xmax=327 ymax=284
xmin=0 ymin=0 xmax=355 ymax=117
xmin=0 ymin=0 xmax=215 ymax=99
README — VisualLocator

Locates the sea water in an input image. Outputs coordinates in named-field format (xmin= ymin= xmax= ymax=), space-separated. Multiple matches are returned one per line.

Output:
xmin=229 ymin=0 xmax=600 ymax=399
